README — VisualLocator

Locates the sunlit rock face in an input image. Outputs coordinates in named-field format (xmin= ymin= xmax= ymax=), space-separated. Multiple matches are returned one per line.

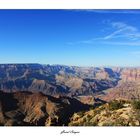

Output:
xmin=0 ymin=64 xmax=119 ymax=96
xmin=121 ymin=68 xmax=140 ymax=82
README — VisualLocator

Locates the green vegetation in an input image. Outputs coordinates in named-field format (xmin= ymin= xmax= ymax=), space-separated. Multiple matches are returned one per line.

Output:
xmin=69 ymin=100 xmax=140 ymax=126
xmin=132 ymin=100 xmax=140 ymax=110
xmin=102 ymin=118 xmax=128 ymax=126
xmin=108 ymin=100 xmax=124 ymax=111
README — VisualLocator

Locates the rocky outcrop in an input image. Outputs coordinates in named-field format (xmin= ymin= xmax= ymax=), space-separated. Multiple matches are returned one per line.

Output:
xmin=69 ymin=101 xmax=140 ymax=126
xmin=75 ymin=95 xmax=106 ymax=106
xmin=100 ymin=81 xmax=140 ymax=102
xmin=121 ymin=68 xmax=140 ymax=82
xmin=0 ymin=91 xmax=90 ymax=126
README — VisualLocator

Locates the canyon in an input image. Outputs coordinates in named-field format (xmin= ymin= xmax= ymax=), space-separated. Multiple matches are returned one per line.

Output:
xmin=0 ymin=64 xmax=140 ymax=126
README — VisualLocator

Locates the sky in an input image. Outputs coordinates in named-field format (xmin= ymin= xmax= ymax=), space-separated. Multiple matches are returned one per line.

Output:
xmin=0 ymin=10 xmax=140 ymax=66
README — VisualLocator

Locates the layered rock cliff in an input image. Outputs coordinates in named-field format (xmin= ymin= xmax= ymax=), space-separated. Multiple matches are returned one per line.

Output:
xmin=0 ymin=91 xmax=90 ymax=126
xmin=0 ymin=64 xmax=119 ymax=96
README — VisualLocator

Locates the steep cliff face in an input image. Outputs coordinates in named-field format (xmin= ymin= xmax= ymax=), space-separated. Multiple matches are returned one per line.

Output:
xmin=0 ymin=91 xmax=90 ymax=126
xmin=101 ymin=81 xmax=140 ymax=102
xmin=0 ymin=64 xmax=119 ymax=96
xmin=120 ymin=68 xmax=140 ymax=82
xmin=99 ymin=68 xmax=140 ymax=101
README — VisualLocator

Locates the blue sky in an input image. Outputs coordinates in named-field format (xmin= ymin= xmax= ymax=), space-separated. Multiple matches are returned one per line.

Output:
xmin=0 ymin=10 xmax=140 ymax=66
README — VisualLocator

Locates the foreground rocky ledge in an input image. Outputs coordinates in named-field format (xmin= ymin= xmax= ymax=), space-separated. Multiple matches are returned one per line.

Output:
xmin=69 ymin=100 xmax=140 ymax=126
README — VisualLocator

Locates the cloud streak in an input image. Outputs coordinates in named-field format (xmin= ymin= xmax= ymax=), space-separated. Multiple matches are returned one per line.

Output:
xmin=67 ymin=21 xmax=140 ymax=47
xmin=103 ymin=41 xmax=140 ymax=46
xmin=75 ymin=9 xmax=140 ymax=14
xmin=103 ymin=22 xmax=140 ymax=41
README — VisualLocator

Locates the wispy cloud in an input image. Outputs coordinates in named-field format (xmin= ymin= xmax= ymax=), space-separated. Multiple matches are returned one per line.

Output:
xmin=103 ymin=41 xmax=140 ymax=46
xmin=74 ymin=9 xmax=140 ymax=14
xmin=103 ymin=22 xmax=140 ymax=41
xmin=67 ymin=21 xmax=140 ymax=46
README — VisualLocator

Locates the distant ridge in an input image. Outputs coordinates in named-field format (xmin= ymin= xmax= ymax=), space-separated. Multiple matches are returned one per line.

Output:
xmin=0 ymin=63 xmax=140 ymax=100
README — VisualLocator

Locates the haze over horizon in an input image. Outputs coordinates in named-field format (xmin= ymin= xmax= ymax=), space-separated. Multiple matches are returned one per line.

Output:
xmin=1 ymin=10 xmax=140 ymax=66
xmin=0 ymin=63 xmax=140 ymax=68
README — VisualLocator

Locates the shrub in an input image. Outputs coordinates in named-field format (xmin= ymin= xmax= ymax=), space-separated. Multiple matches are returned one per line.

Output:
xmin=109 ymin=100 xmax=123 ymax=111
xmin=132 ymin=100 xmax=140 ymax=110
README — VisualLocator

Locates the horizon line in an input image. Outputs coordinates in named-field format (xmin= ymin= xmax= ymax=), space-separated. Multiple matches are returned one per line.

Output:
xmin=0 ymin=63 xmax=140 ymax=68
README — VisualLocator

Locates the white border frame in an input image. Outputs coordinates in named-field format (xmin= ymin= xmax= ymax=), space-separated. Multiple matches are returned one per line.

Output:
xmin=0 ymin=0 xmax=140 ymax=140
xmin=0 ymin=0 xmax=140 ymax=9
